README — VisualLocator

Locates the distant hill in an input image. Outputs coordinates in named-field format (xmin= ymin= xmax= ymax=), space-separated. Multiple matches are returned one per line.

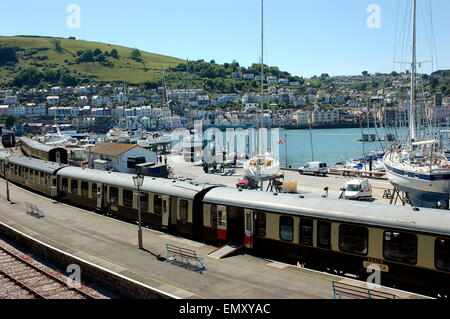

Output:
xmin=0 ymin=35 xmax=184 ymax=87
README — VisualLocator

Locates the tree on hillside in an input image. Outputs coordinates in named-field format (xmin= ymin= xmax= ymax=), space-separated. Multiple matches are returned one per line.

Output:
xmin=93 ymin=48 xmax=102 ymax=56
xmin=53 ymin=40 xmax=63 ymax=53
xmin=76 ymin=50 xmax=95 ymax=63
xmin=131 ymin=48 xmax=142 ymax=62
xmin=0 ymin=47 xmax=18 ymax=66
xmin=11 ymin=67 xmax=44 ymax=87
xmin=110 ymin=49 xmax=119 ymax=59
xmin=362 ymin=71 xmax=369 ymax=77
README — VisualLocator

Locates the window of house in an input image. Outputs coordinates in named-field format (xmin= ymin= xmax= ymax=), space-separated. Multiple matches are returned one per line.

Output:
xmin=255 ymin=212 xmax=266 ymax=237
xmin=317 ymin=221 xmax=331 ymax=249
xmin=435 ymin=238 xmax=450 ymax=272
xmin=123 ymin=189 xmax=133 ymax=208
xmin=109 ymin=187 xmax=118 ymax=204
xmin=383 ymin=231 xmax=417 ymax=265
xmin=339 ymin=224 xmax=368 ymax=255
xmin=279 ymin=216 xmax=294 ymax=242
xmin=299 ymin=218 xmax=313 ymax=246
xmin=179 ymin=200 xmax=188 ymax=221
xmin=154 ymin=195 xmax=163 ymax=215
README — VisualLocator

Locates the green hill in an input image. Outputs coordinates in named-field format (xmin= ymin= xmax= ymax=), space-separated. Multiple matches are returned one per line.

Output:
xmin=0 ymin=35 xmax=184 ymax=87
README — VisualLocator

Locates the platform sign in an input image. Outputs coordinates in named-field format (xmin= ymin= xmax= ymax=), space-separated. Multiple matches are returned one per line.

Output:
xmin=217 ymin=205 xmax=227 ymax=240
xmin=244 ymin=209 xmax=254 ymax=248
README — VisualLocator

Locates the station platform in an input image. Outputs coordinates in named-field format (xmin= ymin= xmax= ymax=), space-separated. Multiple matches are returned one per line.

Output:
xmin=0 ymin=178 xmax=430 ymax=299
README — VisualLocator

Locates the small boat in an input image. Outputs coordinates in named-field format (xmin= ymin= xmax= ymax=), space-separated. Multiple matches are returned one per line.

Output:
xmin=243 ymin=153 xmax=280 ymax=180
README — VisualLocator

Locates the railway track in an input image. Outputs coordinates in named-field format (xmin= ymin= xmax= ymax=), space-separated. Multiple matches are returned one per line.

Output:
xmin=0 ymin=241 xmax=103 ymax=299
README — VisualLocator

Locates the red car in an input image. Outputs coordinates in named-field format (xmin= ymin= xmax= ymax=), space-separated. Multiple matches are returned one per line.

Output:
xmin=236 ymin=175 xmax=257 ymax=189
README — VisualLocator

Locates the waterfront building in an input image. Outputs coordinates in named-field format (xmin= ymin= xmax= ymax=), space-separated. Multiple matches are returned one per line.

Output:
xmin=88 ymin=142 xmax=157 ymax=173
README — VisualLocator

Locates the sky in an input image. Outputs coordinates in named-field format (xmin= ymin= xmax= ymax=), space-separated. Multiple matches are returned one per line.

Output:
xmin=1 ymin=0 xmax=449 ymax=78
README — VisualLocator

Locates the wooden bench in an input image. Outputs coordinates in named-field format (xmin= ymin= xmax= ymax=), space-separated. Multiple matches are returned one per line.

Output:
xmin=166 ymin=243 xmax=205 ymax=272
xmin=25 ymin=202 xmax=45 ymax=218
xmin=332 ymin=281 xmax=397 ymax=299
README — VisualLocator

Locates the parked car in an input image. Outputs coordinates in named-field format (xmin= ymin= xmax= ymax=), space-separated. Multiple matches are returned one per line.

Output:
xmin=236 ymin=175 xmax=258 ymax=189
xmin=298 ymin=162 xmax=328 ymax=176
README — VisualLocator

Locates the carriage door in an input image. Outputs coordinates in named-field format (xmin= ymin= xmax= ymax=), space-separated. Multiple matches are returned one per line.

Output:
xmin=161 ymin=195 xmax=170 ymax=228
xmin=217 ymin=205 xmax=227 ymax=240
xmin=244 ymin=209 xmax=254 ymax=248
xmin=96 ymin=185 xmax=103 ymax=210
xmin=55 ymin=151 xmax=61 ymax=163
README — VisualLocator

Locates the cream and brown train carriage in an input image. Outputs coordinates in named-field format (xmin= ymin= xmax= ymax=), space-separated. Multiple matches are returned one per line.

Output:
xmin=2 ymin=155 xmax=65 ymax=197
xmin=56 ymin=166 xmax=218 ymax=238
xmin=20 ymin=137 xmax=68 ymax=164
xmin=0 ymin=150 xmax=10 ymax=177
xmin=203 ymin=187 xmax=450 ymax=296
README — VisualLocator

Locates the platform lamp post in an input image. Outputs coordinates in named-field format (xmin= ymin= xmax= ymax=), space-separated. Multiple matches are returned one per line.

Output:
xmin=4 ymin=158 xmax=10 ymax=203
xmin=133 ymin=172 xmax=144 ymax=249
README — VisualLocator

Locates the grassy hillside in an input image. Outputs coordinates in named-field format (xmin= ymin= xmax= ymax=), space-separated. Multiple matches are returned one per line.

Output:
xmin=0 ymin=35 xmax=184 ymax=86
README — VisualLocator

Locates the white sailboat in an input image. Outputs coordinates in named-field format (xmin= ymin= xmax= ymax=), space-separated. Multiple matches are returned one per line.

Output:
xmin=243 ymin=0 xmax=280 ymax=180
xmin=382 ymin=0 xmax=450 ymax=209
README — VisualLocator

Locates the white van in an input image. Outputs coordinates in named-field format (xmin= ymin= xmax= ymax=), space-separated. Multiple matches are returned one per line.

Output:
xmin=344 ymin=179 xmax=372 ymax=200
xmin=298 ymin=162 xmax=328 ymax=176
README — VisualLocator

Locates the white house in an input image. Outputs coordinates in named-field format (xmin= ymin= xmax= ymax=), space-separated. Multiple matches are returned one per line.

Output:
xmin=46 ymin=96 xmax=60 ymax=106
xmin=78 ymin=96 xmax=89 ymax=106
xmin=88 ymin=142 xmax=157 ymax=174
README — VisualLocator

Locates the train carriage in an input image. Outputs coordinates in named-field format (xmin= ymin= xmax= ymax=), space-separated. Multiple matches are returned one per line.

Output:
xmin=3 ymin=155 xmax=65 ymax=197
xmin=20 ymin=137 xmax=68 ymax=164
xmin=0 ymin=150 xmax=11 ymax=178
xmin=203 ymin=187 xmax=450 ymax=295
xmin=56 ymin=167 xmax=218 ymax=238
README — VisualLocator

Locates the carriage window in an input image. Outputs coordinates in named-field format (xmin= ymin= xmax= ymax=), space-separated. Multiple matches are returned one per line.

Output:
xmin=383 ymin=231 xmax=417 ymax=264
xmin=154 ymin=195 xmax=163 ymax=215
xmin=91 ymin=183 xmax=97 ymax=199
xmin=140 ymin=193 xmax=149 ymax=212
xmin=339 ymin=224 xmax=368 ymax=255
xmin=255 ymin=212 xmax=266 ymax=237
xmin=71 ymin=179 xmax=78 ymax=195
xmin=81 ymin=181 xmax=89 ymax=197
xmin=279 ymin=216 xmax=294 ymax=242
xmin=61 ymin=178 xmax=68 ymax=192
xmin=218 ymin=207 xmax=227 ymax=227
xmin=52 ymin=177 xmax=56 ymax=187
xmin=436 ymin=238 xmax=450 ymax=272
xmin=123 ymin=189 xmax=133 ymax=208
xmin=109 ymin=187 xmax=118 ymax=204
xmin=299 ymin=218 xmax=313 ymax=246
xmin=211 ymin=205 xmax=217 ymax=228
xmin=179 ymin=200 xmax=188 ymax=221
xmin=317 ymin=221 xmax=331 ymax=249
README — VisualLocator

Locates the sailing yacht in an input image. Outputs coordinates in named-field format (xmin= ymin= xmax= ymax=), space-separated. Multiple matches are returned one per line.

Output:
xmin=243 ymin=0 xmax=281 ymax=180
xmin=382 ymin=0 xmax=450 ymax=209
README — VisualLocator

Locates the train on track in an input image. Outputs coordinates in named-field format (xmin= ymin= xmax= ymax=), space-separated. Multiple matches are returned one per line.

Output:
xmin=19 ymin=137 xmax=68 ymax=164
xmin=1 ymin=150 xmax=450 ymax=297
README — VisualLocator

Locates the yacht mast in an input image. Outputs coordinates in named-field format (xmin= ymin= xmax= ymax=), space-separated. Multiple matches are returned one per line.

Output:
xmin=409 ymin=0 xmax=417 ymax=146
xmin=260 ymin=0 xmax=264 ymax=131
